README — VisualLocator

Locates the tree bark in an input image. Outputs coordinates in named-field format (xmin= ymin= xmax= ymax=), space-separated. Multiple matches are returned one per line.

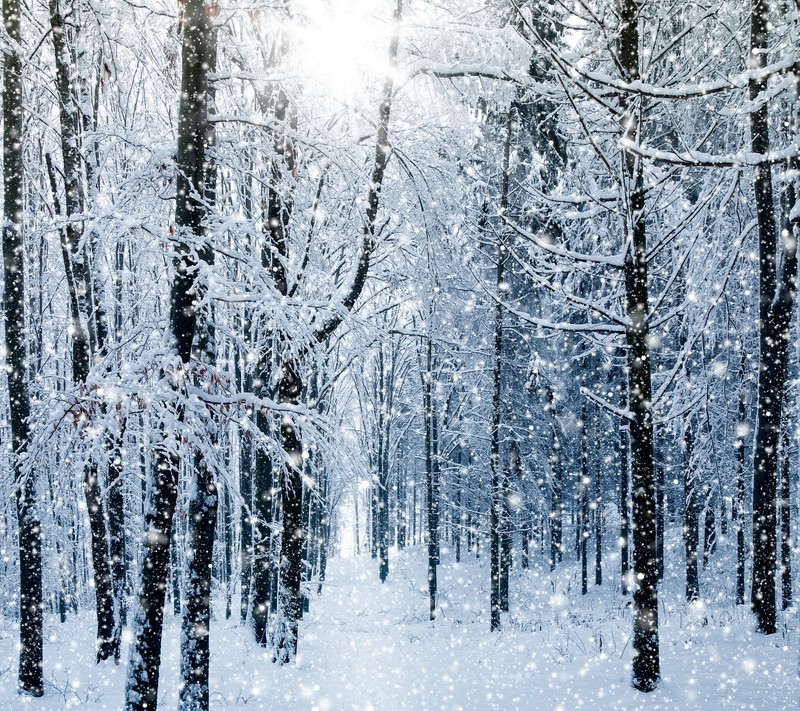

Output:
xmin=424 ymin=337 xmax=438 ymax=621
xmin=620 ymin=423 xmax=630 ymax=595
xmin=3 ymin=0 xmax=43 ymax=694
xmin=735 ymin=375 xmax=748 ymax=605
xmin=749 ymin=0 xmax=796 ymax=636
xmin=780 ymin=429 xmax=792 ymax=610
xmin=580 ymin=408 xmax=589 ymax=596
xmin=273 ymin=360 xmax=305 ymax=664
xmin=48 ymin=0 xmax=120 ymax=662
xmin=684 ymin=420 xmax=699 ymax=602
xmin=124 ymin=1 xmax=212 ymax=707
xmin=618 ymin=0 xmax=660 ymax=691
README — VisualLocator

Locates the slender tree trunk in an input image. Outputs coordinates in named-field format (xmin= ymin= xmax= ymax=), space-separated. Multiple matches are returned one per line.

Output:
xmin=684 ymin=421 xmax=699 ymax=602
xmin=273 ymin=360 xmax=305 ymax=664
xmin=48 ymin=0 xmax=120 ymax=662
xmin=3 ymin=0 xmax=42 ymax=688
xmin=619 ymin=0 xmax=660 ymax=690
xmin=550 ymin=389 xmax=563 ymax=570
xmin=424 ymin=338 xmax=438 ymax=621
xmin=180 ymin=458 xmax=218 ymax=709
xmin=620 ymin=425 xmax=630 ymax=595
xmin=655 ymin=460 xmax=664 ymax=581
xmin=735 ymin=377 xmax=747 ymax=605
xmin=594 ymin=419 xmax=602 ymax=587
xmin=378 ymin=348 xmax=390 ymax=582
xmin=703 ymin=483 xmax=716 ymax=570
xmin=749 ymin=0 xmax=796 ymax=636
xmin=780 ymin=429 xmax=792 ymax=610
xmin=124 ymin=1 xmax=211 ymax=706
xmin=239 ymin=421 xmax=254 ymax=623
xmin=580 ymin=403 xmax=588 ymax=595
xmin=179 ymin=16 xmax=219 ymax=707
xmin=251 ymin=412 xmax=275 ymax=644
xmin=107 ymin=428 xmax=127 ymax=649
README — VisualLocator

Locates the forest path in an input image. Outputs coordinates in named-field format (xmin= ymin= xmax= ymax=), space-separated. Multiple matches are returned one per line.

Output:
xmin=1 ymin=543 xmax=798 ymax=709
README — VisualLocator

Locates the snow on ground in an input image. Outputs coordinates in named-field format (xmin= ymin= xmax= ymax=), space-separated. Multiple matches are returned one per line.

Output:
xmin=1 ymin=541 xmax=798 ymax=709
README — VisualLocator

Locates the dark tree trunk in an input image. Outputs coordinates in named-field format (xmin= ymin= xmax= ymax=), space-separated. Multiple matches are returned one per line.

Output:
xmin=735 ymin=379 xmax=747 ymax=605
xmin=239 ymin=417 xmax=254 ymax=624
xmin=251 ymin=413 xmax=275 ymax=645
xmin=749 ymin=0 xmax=796 ymax=636
xmin=580 ymin=404 xmax=589 ymax=595
xmin=424 ymin=338 xmax=439 ymax=621
xmin=454 ymin=464 xmax=462 ymax=563
xmin=499 ymin=453 xmax=511 ymax=611
xmin=550 ymin=394 xmax=563 ymax=571
xmin=84 ymin=463 xmax=117 ymax=660
xmin=180 ymin=17 xmax=219 ymax=707
xmin=378 ymin=347 xmax=390 ymax=583
xmin=780 ymin=430 xmax=792 ymax=610
xmin=520 ymin=516 xmax=529 ymax=570
xmin=180 ymin=459 xmax=218 ymax=709
xmin=619 ymin=0 xmax=660 ymax=690
xmin=107 ymin=429 xmax=128 ymax=646
xmin=703 ymin=483 xmax=716 ymax=570
xmin=620 ymin=425 xmax=630 ymax=595
xmin=655 ymin=461 xmax=664 ymax=581
xmin=124 ymin=1 xmax=211 ymax=706
xmin=594 ymin=419 xmax=602 ymax=587
xmin=684 ymin=421 xmax=699 ymax=602
xmin=3 ymin=0 xmax=43 ymax=695
xmin=49 ymin=0 xmax=119 ymax=663
xmin=273 ymin=360 xmax=305 ymax=664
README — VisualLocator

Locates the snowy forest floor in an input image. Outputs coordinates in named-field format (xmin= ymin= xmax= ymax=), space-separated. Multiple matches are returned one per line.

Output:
xmin=1 ymin=541 xmax=799 ymax=710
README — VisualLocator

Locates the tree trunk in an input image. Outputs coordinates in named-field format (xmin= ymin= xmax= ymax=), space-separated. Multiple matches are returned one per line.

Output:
xmin=594 ymin=418 xmax=602 ymax=587
xmin=273 ymin=360 xmax=305 ymax=664
xmin=580 ymin=403 xmax=589 ymax=595
xmin=423 ymin=338 xmax=438 ymax=621
xmin=620 ymin=425 xmax=630 ymax=595
xmin=251 ymin=412 xmax=275 ymax=645
xmin=749 ymin=0 xmax=796 ymax=636
xmin=107 ymin=428 xmax=127 ymax=651
xmin=179 ymin=15 xmax=219 ymax=706
xmin=48 ymin=0 xmax=120 ymax=662
xmin=3 ymin=0 xmax=43 ymax=694
xmin=703 ymin=483 xmax=716 ymax=570
xmin=735 ymin=377 xmax=747 ymax=605
xmin=780 ymin=429 xmax=792 ymax=610
xmin=684 ymin=420 xmax=699 ymax=602
xmin=124 ymin=1 xmax=211 ymax=706
xmin=378 ymin=347 xmax=390 ymax=582
xmin=180 ymin=458 xmax=218 ymax=710
xmin=239 ymin=420 xmax=254 ymax=623
xmin=550 ymin=392 xmax=563 ymax=571
xmin=619 ymin=0 xmax=660 ymax=690
xmin=655 ymin=460 xmax=664 ymax=581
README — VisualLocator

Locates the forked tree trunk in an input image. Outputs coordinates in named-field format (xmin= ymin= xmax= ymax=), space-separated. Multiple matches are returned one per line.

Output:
xmin=49 ymin=0 xmax=119 ymax=662
xmin=124 ymin=1 xmax=212 ymax=707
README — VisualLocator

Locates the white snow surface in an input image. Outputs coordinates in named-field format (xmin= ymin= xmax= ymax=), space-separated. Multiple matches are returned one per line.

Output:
xmin=1 ymin=544 xmax=798 ymax=709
